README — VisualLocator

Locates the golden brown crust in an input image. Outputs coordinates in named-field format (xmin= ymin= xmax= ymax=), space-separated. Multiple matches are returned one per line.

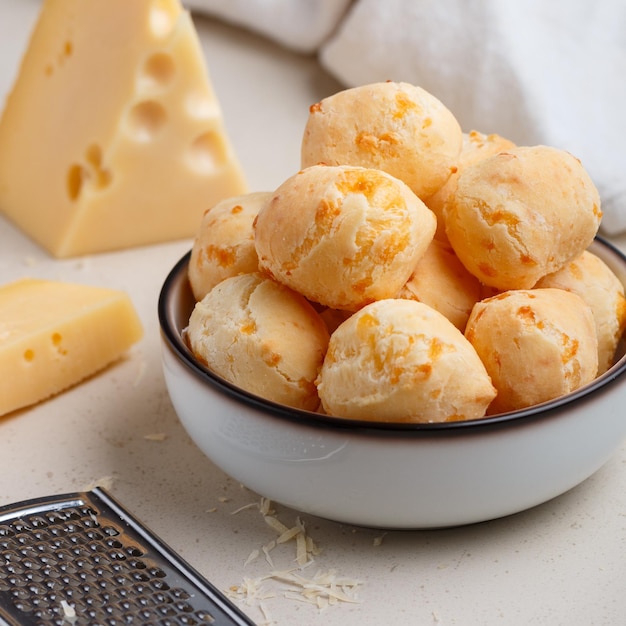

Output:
xmin=301 ymin=81 xmax=463 ymax=200
xmin=444 ymin=145 xmax=602 ymax=290
xmin=424 ymin=130 xmax=516 ymax=240
xmin=465 ymin=288 xmax=598 ymax=414
xmin=316 ymin=299 xmax=496 ymax=422
xmin=397 ymin=238 xmax=482 ymax=332
xmin=254 ymin=164 xmax=436 ymax=311
xmin=535 ymin=251 xmax=626 ymax=374
xmin=188 ymin=192 xmax=271 ymax=301
xmin=187 ymin=272 xmax=330 ymax=411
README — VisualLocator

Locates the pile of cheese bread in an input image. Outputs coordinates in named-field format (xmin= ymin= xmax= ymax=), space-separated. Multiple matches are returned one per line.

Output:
xmin=186 ymin=81 xmax=626 ymax=423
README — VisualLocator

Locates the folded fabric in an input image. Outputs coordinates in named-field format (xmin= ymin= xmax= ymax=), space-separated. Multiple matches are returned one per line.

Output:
xmin=186 ymin=0 xmax=626 ymax=235
xmin=183 ymin=0 xmax=352 ymax=53
xmin=320 ymin=0 xmax=626 ymax=234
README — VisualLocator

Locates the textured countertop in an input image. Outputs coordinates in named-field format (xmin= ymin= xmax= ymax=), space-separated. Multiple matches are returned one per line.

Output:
xmin=2 ymin=2 xmax=626 ymax=625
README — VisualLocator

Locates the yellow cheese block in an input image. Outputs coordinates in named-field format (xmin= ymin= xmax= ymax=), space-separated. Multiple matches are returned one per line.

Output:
xmin=0 ymin=278 xmax=143 ymax=416
xmin=0 ymin=0 xmax=247 ymax=258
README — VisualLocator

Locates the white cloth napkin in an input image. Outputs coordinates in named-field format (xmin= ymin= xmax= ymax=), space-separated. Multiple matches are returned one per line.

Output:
xmin=183 ymin=0 xmax=352 ymax=53
xmin=187 ymin=0 xmax=626 ymax=234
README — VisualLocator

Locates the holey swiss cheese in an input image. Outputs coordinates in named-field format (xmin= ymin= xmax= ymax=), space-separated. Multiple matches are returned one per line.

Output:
xmin=0 ymin=0 xmax=247 ymax=257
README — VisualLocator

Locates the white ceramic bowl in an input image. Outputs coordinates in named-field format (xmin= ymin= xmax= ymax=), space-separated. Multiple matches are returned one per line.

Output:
xmin=158 ymin=237 xmax=626 ymax=529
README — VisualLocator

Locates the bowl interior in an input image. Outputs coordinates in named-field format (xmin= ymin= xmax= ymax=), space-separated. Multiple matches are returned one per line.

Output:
xmin=159 ymin=236 xmax=626 ymax=433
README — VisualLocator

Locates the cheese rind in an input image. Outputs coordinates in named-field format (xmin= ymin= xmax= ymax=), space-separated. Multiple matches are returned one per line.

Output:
xmin=0 ymin=278 xmax=143 ymax=416
xmin=0 ymin=0 xmax=247 ymax=257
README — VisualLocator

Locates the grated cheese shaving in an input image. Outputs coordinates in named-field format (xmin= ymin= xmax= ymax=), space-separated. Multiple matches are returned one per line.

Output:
xmin=276 ymin=526 xmax=301 ymax=544
xmin=258 ymin=601 xmax=272 ymax=626
xmin=225 ymin=497 xmax=363 ymax=618
xmin=264 ymin=515 xmax=290 ymax=535
xmin=259 ymin=497 xmax=272 ymax=516
xmin=306 ymin=534 xmax=320 ymax=556
xmin=60 ymin=600 xmax=77 ymax=624
xmin=230 ymin=502 xmax=260 ymax=515
xmin=228 ymin=569 xmax=363 ymax=608
xmin=244 ymin=549 xmax=260 ymax=567
xmin=373 ymin=532 xmax=387 ymax=546
xmin=143 ymin=432 xmax=167 ymax=442
xmin=261 ymin=568 xmax=361 ymax=607
xmin=296 ymin=532 xmax=308 ymax=566
xmin=262 ymin=541 xmax=276 ymax=568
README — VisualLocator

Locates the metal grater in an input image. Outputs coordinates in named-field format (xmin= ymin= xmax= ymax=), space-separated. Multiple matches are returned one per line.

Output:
xmin=0 ymin=488 xmax=255 ymax=626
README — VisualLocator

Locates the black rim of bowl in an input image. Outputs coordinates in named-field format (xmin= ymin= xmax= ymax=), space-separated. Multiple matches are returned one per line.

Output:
xmin=158 ymin=236 xmax=626 ymax=436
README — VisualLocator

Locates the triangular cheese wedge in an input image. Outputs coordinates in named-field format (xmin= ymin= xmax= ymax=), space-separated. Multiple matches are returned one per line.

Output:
xmin=0 ymin=0 xmax=247 ymax=257
xmin=0 ymin=278 xmax=143 ymax=416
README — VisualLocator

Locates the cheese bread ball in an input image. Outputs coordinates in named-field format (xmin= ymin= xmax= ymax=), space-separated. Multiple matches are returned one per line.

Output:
xmin=424 ymin=130 xmax=515 ymax=240
xmin=535 ymin=251 xmax=626 ymax=374
xmin=444 ymin=145 xmax=602 ymax=290
xmin=186 ymin=273 xmax=330 ymax=411
xmin=316 ymin=299 xmax=497 ymax=423
xmin=188 ymin=192 xmax=270 ymax=301
xmin=301 ymin=81 xmax=463 ymax=199
xmin=397 ymin=239 xmax=482 ymax=332
xmin=254 ymin=164 xmax=436 ymax=311
xmin=465 ymin=288 xmax=598 ymax=414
